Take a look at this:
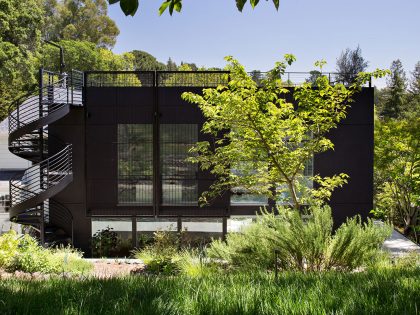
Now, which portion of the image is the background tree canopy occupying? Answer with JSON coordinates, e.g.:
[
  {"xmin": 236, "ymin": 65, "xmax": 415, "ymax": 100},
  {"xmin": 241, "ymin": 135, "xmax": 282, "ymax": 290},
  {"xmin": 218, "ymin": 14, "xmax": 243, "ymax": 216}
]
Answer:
[
  {"xmin": 41, "ymin": 40, "xmax": 136, "ymax": 72},
  {"xmin": 44, "ymin": 0, "xmax": 120, "ymax": 48},
  {"xmin": 0, "ymin": 0, "xmax": 44, "ymax": 119}
]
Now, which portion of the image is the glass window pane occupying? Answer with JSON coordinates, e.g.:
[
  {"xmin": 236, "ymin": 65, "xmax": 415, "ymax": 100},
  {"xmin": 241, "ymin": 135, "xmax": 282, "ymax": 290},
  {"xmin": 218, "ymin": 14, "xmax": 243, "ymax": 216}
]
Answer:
[
  {"xmin": 227, "ymin": 216, "xmax": 255, "ymax": 232},
  {"xmin": 118, "ymin": 124, "xmax": 153, "ymax": 204},
  {"xmin": 160, "ymin": 124, "xmax": 198, "ymax": 205},
  {"xmin": 136, "ymin": 218, "xmax": 178, "ymax": 248},
  {"xmin": 181, "ymin": 218, "xmax": 223, "ymax": 245},
  {"xmin": 137, "ymin": 218, "xmax": 178, "ymax": 232}
]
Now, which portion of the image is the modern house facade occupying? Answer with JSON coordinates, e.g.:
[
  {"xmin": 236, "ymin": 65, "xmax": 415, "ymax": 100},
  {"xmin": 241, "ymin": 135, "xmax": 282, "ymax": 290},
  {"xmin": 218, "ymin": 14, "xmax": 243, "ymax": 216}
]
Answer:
[{"xmin": 7, "ymin": 70, "xmax": 374, "ymax": 255}]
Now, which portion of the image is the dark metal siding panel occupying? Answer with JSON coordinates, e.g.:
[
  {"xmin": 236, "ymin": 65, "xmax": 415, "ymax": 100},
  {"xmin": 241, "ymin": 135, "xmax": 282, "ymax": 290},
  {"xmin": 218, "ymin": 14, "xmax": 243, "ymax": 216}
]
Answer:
[
  {"xmin": 314, "ymin": 88, "xmax": 374, "ymax": 225},
  {"xmin": 158, "ymin": 87, "xmax": 204, "ymax": 124},
  {"xmin": 85, "ymin": 87, "xmax": 155, "ymax": 217},
  {"xmin": 48, "ymin": 108, "xmax": 90, "ymax": 252}
]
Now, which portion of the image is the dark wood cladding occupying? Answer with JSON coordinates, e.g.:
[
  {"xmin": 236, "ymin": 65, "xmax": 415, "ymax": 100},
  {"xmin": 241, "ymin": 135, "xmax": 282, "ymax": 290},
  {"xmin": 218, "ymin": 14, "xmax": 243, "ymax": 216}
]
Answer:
[{"xmin": 49, "ymin": 83, "xmax": 374, "ymax": 252}]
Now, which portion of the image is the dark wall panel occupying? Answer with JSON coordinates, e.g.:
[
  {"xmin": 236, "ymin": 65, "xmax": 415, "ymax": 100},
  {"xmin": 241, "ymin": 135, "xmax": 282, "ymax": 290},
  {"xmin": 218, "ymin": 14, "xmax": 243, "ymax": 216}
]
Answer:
[
  {"xmin": 48, "ymin": 108, "xmax": 90, "ymax": 252},
  {"xmin": 314, "ymin": 88, "xmax": 374, "ymax": 225},
  {"xmin": 159, "ymin": 87, "xmax": 204, "ymax": 123},
  {"xmin": 86, "ymin": 87, "xmax": 154, "ymax": 217}
]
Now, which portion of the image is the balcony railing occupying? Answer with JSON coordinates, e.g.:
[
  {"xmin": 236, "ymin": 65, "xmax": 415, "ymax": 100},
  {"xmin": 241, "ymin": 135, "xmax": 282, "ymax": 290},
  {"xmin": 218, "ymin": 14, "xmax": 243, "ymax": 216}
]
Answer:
[{"xmin": 85, "ymin": 71, "xmax": 370, "ymax": 88}]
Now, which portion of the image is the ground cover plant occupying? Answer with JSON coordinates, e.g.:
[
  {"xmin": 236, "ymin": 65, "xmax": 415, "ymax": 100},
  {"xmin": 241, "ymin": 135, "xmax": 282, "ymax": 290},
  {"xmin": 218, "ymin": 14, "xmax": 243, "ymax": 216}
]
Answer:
[{"xmin": 0, "ymin": 230, "xmax": 92, "ymax": 275}]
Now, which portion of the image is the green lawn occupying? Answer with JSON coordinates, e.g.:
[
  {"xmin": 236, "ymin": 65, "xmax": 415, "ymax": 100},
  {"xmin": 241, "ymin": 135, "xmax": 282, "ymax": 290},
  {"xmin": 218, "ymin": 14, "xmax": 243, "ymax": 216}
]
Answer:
[{"xmin": 0, "ymin": 268, "xmax": 419, "ymax": 315}]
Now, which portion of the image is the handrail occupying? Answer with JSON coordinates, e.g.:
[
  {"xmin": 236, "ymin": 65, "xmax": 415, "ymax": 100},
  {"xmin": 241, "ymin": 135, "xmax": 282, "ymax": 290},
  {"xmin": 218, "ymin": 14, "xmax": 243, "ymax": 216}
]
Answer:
[
  {"xmin": 7, "ymin": 67, "xmax": 83, "ymax": 246},
  {"xmin": 9, "ymin": 145, "xmax": 72, "ymax": 207},
  {"xmin": 84, "ymin": 70, "xmax": 369, "ymax": 88},
  {"xmin": 8, "ymin": 69, "xmax": 83, "ymax": 136}
]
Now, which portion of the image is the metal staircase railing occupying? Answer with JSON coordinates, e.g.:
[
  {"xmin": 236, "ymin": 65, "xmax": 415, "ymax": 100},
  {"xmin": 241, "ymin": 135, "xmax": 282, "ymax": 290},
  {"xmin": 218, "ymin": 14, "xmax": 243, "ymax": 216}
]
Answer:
[{"xmin": 7, "ymin": 68, "xmax": 83, "ymax": 246}]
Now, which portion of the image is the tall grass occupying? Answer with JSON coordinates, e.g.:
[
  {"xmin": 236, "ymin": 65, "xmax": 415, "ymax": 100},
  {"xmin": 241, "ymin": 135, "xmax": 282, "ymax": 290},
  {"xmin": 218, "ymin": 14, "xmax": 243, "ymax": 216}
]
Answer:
[{"xmin": 0, "ymin": 267, "xmax": 419, "ymax": 315}]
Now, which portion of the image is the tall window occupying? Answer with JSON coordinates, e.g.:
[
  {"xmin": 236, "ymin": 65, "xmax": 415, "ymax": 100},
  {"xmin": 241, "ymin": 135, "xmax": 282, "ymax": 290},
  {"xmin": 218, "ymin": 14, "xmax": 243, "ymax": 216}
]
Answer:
[
  {"xmin": 118, "ymin": 124, "xmax": 153, "ymax": 204},
  {"xmin": 160, "ymin": 124, "xmax": 198, "ymax": 205}
]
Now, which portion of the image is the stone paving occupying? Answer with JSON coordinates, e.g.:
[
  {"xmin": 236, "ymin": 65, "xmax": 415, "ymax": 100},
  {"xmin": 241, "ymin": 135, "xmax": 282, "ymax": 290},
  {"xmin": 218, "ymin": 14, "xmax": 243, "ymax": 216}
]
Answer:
[{"xmin": 382, "ymin": 229, "xmax": 420, "ymax": 256}]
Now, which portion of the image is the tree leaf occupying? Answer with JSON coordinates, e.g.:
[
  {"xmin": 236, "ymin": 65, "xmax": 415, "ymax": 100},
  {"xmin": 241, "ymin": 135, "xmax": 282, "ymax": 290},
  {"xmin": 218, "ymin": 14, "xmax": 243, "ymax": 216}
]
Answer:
[
  {"xmin": 159, "ymin": 1, "xmax": 170, "ymax": 15},
  {"xmin": 250, "ymin": 0, "xmax": 260, "ymax": 9},
  {"xmin": 174, "ymin": 0, "xmax": 182, "ymax": 12},
  {"xmin": 169, "ymin": 1, "xmax": 174, "ymax": 15},
  {"xmin": 119, "ymin": 0, "xmax": 139, "ymax": 16},
  {"xmin": 236, "ymin": 0, "xmax": 247, "ymax": 12},
  {"xmin": 108, "ymin": 0, "xmax": 120, "ymax": 4},
  {"xmin": 272, "ymin": 0, "xmax": 280, "ymax": 10}
]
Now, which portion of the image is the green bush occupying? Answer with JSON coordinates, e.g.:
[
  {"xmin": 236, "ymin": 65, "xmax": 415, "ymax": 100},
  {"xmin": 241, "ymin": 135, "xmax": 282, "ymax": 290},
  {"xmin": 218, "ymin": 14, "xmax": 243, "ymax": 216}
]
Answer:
[
  {"xmin": 11, "ymin": 234, "xmax": 51, "ymax": 273},
  {"xmin": 0, "ymin": 230, "xmax": 92, "ymax": 274},
  {"xmin": 0, "ymin": 230, "xmax": 20, "ymax": 268},
  {"xmin": 207, "ymin": 205, "xmax": 392, "ymax": 271},
  {"xmin": 48, "ymin": 247, "xmax": 94, "ymax": 274},
  {"xmin": 176, "ymin": 249, "xmax": 220, "ymax": 277},
  {"xmin": 92, "ymin": 227, "xmax": 132, "ymax": 258},
  {"xmin": 133, "ymin": 230, "xmax": 180, "ymax": 275}
]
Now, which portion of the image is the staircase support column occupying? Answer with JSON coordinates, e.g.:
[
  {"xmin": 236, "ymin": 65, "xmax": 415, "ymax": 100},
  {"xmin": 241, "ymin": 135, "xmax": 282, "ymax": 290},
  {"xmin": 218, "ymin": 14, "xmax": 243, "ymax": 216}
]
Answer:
[{"xmin": 40, "ymin": 204, "xmax": 45, "ymax": 246}]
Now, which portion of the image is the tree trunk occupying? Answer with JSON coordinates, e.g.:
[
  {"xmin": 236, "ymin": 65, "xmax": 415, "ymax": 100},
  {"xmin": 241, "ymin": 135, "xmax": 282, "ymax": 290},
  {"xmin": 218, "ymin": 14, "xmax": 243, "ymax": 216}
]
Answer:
[{"xmin": 287, "ymin": 180, "xmax": 300, "ymax": 210}]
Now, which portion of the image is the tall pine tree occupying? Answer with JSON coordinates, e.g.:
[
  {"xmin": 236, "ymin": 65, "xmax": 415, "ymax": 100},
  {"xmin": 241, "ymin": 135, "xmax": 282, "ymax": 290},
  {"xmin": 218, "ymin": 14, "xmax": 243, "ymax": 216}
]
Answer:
[
  {"xmin": 380, "ymin": 60, "xmax": 407, "ymax": 119},
  {"xmin": 407, "ymin": 61, "xmax": 420, "ymax": 117},
  {"xmin": 335, "ymin": 46, "xmax": 369, "ymax": 85}
]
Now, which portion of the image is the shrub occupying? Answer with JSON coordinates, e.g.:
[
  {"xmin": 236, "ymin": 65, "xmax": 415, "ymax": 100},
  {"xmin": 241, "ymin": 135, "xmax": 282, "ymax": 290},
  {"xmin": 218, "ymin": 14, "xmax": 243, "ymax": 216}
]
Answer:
[
  {"xmin": 10, "ymin": 234, "xmax": 51, "ymax": 274},
  {"xmin": 0, "ymin": 231, "xmax": 93, "ymax": 274},
  {"xmin": 48, "ymin": 246, "xmax": 94, "ymax": 274},
  {"xmin": 0, "ymin": 230, "xmax": 20, "ymax": 269},
  {"xmin": 133, "ymin": 230, "xmax": 180, "ymax": 275},
  {"xmin": 91, "ymin": 227, "xmax": 132, "ymax": 258},
  {"xmin": 176, "ymin": 249, "xmax": 220, "ymax": 277},
  {"xmin": 207, "ymin": 205, "xmax": 392, "ymax": 271}
]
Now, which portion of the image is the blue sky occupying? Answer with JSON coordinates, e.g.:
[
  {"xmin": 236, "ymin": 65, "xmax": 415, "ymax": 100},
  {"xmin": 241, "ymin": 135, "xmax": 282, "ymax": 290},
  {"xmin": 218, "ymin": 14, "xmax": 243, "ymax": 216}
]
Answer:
[{"xmin": 108, "ymin": 0, "xmax": 420, "ymax": 87}]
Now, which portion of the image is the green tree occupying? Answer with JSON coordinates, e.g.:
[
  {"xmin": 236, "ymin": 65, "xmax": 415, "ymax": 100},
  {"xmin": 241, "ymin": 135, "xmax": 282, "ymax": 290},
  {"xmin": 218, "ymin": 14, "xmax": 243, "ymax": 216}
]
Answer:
[
  {"xmin": 130, "ymin": 50, "xmax": 166, "ymax": 71},
  {"xmin": 180, "ymin": 62, "xmax": 198, "ymax": 71},
  {"xmin": 0, "ymin": 0, "xmax": 44, "ymax": 121},
  {"xmin": 182, "ymin": 55, "xmax": 386, "ymax": 209},
  {"xmin": 109, "ymin": 0, "xmax": 280, "ymax": 16},
  {"xmin": 380, "ymin": 60, "xmax": 407, "ymax": 119},
  {"xmin": 250, "ymin": 70, "xmax": 263, "ymax": 86},
  {"xmin": 166, "ymin": 57, "xmax": 178, "ymax": 71},
  {"xmin": 374, "ymin": 117, "xmax": 420, "ymax": 237},
  {"xmin": 306, "ymin": 70, "xmax": 324, "ymax": 85},
  {"xmin": 335, "ymin": 46, "xmax": 369, "ymax": 85},
  {"xmin": 45, "ymin": 0, "xmax": 119, "ymax": 48},
  {"xmin": 406, "ymin": 61, "xmax": 420, "ymax": 118},
  {"xmin": 409, "ymin": 62, "xmax": 420, "ymax": 95},
  {"xmin": 41, "ymin": 40, "xmax": 135, "ymax": 71}
]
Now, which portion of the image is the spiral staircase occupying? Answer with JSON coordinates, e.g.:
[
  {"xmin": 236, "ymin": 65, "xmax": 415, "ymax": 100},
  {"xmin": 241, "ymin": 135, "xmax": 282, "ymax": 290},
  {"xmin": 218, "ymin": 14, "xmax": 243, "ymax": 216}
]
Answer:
[{"xmin": 7, "ymin": 69, "xmax": 83, "ymax": 246}]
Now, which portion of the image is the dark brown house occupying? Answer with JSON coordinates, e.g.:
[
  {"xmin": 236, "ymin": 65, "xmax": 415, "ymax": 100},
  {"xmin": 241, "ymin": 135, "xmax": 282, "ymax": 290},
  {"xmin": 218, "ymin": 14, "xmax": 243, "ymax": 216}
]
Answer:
[{"xmin": 7, "ymin": 70, "xmax": 374, "ymax": 255}]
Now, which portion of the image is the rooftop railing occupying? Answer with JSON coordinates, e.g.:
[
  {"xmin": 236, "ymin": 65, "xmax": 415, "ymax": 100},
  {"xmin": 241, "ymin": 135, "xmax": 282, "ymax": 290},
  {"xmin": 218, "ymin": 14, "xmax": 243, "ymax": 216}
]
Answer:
[{"xmin": 85, "ymin": 71, "xmax": 371, "ymax": 88}]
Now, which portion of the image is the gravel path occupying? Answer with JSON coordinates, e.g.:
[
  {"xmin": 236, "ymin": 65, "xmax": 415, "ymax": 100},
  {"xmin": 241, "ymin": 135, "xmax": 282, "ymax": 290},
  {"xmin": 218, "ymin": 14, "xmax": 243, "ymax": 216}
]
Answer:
[{"xmin": 88, "ymin": 259, "xmax": 144, "ymax": 278}]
